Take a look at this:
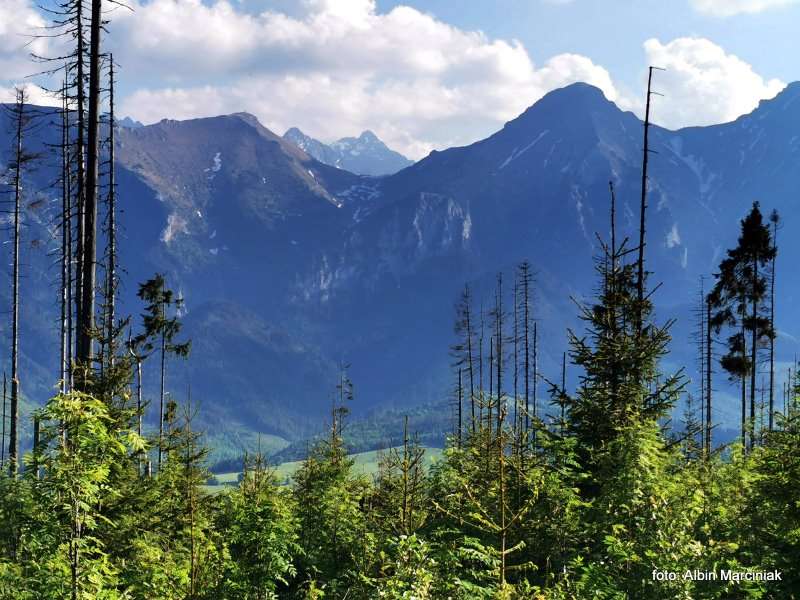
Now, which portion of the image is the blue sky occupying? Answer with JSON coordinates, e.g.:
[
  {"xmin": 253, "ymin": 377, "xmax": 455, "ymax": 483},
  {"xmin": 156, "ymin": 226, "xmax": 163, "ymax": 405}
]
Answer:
[
  {"xmin": 1, "ymin": 0, "xmax": 798, "ymax": 158},
  {"xmin": 378, "ymin": 0, "xmax": 796, "ymax": 89}
]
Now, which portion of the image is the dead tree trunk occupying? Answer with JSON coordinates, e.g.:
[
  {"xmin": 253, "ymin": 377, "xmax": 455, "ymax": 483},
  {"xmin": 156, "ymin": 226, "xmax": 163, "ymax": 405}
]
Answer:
[
  {"xmin": 77, "ymin": 0, "xmax": 103, "ymax": 369},
  {"xmin": 104, "ymin": 56, "xmax": 118, "ymax": 369},
  {"xmin": 8, "ymin": 90, "xmax": 26, "ymax": 475}
]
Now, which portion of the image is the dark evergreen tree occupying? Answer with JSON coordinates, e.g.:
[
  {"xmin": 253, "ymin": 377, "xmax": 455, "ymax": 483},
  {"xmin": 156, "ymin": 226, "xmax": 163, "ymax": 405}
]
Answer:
[
  {"xmin": 709, "ymin": 202, "xmax": 776, "ymax": 451},
  {"xmin": 372, "ymin": 416, "xmax": 428, "ymax": 538},
  {"xmin": 134, "ymin": 274, "xmax": 191, "ymax": 471}
]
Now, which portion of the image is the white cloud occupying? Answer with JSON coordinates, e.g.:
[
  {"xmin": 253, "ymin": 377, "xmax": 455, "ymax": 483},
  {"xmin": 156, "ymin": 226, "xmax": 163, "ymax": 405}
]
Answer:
[
  {"xmin": 0, "ymin": 0, "xmax": 48, "ymax": 79},
  {"xmin": 115, "ymin": 0, "xmax": 620, "ymax": 159},
  {"xmin": 691, "ymin": 0, "xmax": 798, "ymax": 16},
  {"xmin": 642, "ymin": 37, "xmax": 784, "ymax": 129},
  {"xmin": 0, "ymin": 82, "xmax": 59, "ymax": 106}
]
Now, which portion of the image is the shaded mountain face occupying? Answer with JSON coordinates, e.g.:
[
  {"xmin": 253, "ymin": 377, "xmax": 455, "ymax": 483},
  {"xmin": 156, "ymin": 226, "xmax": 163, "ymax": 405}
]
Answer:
[
  {"xmin": 4, "ymin": 82, "xmax": 800, "ymax": 446},
  {"xmin": 284, "ymin": 127, "xmax": 413, "ymax": 176}
]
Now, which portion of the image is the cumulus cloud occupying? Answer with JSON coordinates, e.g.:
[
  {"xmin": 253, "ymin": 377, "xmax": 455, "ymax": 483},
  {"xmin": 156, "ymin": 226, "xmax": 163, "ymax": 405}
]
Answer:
[
  {"xmin": 115, "ymin": 0, "xmax": 620, "ymax": 159},
  {"xmin": 8, "ymin": 0, "xmax": 782, "ymax": 159},
  {"xmin": 643, "ymin": 37, "xmax": 784, "ymax": 130},
  {"xmin": 690, "ymin": 0, "xmax": 798, "ymax": 16},
  {"xmin": 0, "ymin": 0, "xmax": 48, "ymax": 79},
  {"xmin": 0, "ymin": 82, "xmax": 59, "ymax": 106}
]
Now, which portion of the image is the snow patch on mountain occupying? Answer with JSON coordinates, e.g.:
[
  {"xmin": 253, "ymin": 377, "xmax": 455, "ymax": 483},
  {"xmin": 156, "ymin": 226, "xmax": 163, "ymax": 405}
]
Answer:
[
  {"xmin": 499, "ymin": 130, "xmax": 549, "ymax": 169},
  {"xmin": 204, "ymin": 152, "xmax": 222, "ymax": 180},
  {"xmin": 667, "ymin": 138, "xmax": 718, "ymax": 198},
  {"xmin": 570, "ymin": 186, "xmax": 589, "ymax": 242}
]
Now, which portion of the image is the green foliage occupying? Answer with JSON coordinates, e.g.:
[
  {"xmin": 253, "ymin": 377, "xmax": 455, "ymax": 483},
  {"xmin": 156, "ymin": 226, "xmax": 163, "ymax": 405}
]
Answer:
[
  {"xmin": 292, "ymin": 437, "xmax": 370, "ymax": 594},
  {"xmin": 134, "ymin": 274, "xmax": 191, "ymax": 360},
  {"xmin": 372, "ymin": 534, "xmax": 436, "ymax": 599},
  {"xmin": 741, "ymin": 409, "xmax": 800, "ymax": 596},
  {"xmin": 216, "ymin": 453, "xmax": 299, "ymax": 599}
]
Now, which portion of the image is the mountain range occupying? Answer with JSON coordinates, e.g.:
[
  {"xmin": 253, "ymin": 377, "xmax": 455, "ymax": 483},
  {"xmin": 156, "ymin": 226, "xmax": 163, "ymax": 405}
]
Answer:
[
  {"xmin": 3, "ymin": 82, "xmax": 799, "ymax": 459},
  {"xmin": 283, "ymin": 127, "xmax": 413, "ymax": 176}
]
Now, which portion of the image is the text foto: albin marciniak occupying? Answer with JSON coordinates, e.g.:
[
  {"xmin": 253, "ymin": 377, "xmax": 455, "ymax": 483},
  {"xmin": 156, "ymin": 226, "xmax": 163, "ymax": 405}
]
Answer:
[{"xmin": 652, "ymin": 569, "xmax": 782, "ymax": 582}]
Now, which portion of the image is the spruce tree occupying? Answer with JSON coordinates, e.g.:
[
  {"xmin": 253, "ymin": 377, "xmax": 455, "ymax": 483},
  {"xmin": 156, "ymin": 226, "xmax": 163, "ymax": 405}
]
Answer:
[
  {"xmin": 134, "ymin": 274, "xmax": 191, "ymax": 472},
  {"xmin": 709, "ymin": 202, "xmax": 776, "ymax": 451}
]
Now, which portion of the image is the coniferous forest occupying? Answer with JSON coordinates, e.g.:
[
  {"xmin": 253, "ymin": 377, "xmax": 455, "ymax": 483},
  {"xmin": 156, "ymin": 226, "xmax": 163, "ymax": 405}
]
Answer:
[{"xmin": 0, "ymin": 2, "xmax": 799, "ymax": 599}]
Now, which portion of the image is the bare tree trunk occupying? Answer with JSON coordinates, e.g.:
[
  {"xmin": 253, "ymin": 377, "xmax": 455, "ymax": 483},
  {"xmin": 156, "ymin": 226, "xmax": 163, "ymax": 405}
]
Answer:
[
  {"xmin": 105, "ymin": 56, "xmax": 117, "ymax": 369},
  {"xmin": 1, "ymin": 374, "xmax": 5, "ymax": 467},
  {"xmin": 750, "ymin": 258, "xmax": 759, "ymax": 449},
  {"xmin": 478, "ymin": 301, "xmax": 484, "ymax": 426},
  {"xmin": 741, "ymin": 310, "xmax": 747, "ymax": 454},
  {"xmin": 402, "ymin": 415, "xmax": 409, "ymax": 534},
  {"xmin": 158, "ymin": 324, "xmax": 166, "ymax": 471},
  {"xmin": 561, "ymin": 352, "xmax": 567, "ymax": 434},
  {"xmin": 60, "ymin": 86, "xmax": 68, "ymax": 391},
  {"xmin": 498, "ymin": 411, "xmax": 507, "ymax": 587},
  {"xmin": 769, "ymin": 219, "xmax": 778, "ymax": 431},
  {"xmin": 513, "ymin": 279, "xmax": 520, "ymax": 448},
  {"xmin": 522, "ymin": 266, "xmax": 530, "ymax": 439},
  {"xmin": 8, "ymin": 91, "xmax": 24, "ymax": 475},
  {"xmin": 495, "ymin": 274, "xmax": 503, "ymax": 434},
  {"xmin": 636, "ymin": 67, "xmax": 656, "ymax": 332},
  {"xmin": 128, "ymin": 333, "xmax": 144, "ymax": 474},
  {"xmin": 532, "ymin": 321, "xmax": 538, "ymax": 447},
  {"xmin": 456, "ymin": 368, "xmax": 462, "ymax": 447},
  {"xmin": 705, "ymin": 297, "xmax": 713, "ymax": 458},
  {"xmin": 466, "ymin": 306, "xmax": 475, "ymax": 433},
  {"xmin": 73, "ymin": 0, "xmax": 87, "ymax": 370},
  {"xmin": 77, "ymin": 0, "xmax": 102, "ymax": 368},
  {"xmin": 488, "ymin": 336, "xmax": 493, "ymax": 435}
]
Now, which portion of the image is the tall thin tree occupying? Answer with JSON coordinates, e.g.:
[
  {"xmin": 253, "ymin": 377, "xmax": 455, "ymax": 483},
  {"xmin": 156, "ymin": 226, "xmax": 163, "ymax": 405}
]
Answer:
[
  {"xmin": 636, "ymin": 67, "xmax": 660, "ymax": 331},
  {"xmin": 78, "ymin": 0, "xmax": 104, "ymax": 368},
  {"xmin": 135, "ymin": 274, "xmax": 191, "ymax": 471},
  {"xmin": 768, "ymin": 210, "xmax": 780, "ymax": 431},
  {"xmin": 102, "ymin": 55, "xmax": 118, "ymax": 371},
  {"xmin": 4, "ymin": 89, "xmax": 37, "ymax": 474},
  {"xmin": 493, "ymin": 273, "xmax": 505, "ymax": 434},
  {"xmin": 705, "ymin": 294, "xmax": 713, "ymax": 457}
]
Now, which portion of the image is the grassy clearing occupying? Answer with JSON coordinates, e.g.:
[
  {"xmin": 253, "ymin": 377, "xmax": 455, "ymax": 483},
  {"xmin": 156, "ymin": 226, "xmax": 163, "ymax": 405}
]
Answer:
[{"xmin": 204, "ymin": 446, "xmax": 443, "ymax": 492}]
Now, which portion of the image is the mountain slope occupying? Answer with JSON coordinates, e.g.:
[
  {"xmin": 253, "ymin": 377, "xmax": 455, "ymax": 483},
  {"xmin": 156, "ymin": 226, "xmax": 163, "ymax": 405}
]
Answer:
[{"xmin": 3, "ymin": 82, "xmax": 800, "ymax": 452}]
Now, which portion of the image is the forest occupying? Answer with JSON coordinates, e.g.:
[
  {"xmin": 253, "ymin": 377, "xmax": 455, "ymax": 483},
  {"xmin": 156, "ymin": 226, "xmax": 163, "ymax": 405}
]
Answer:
[{"xmin": 0, "ymin": 1, "xmax": 799, "ymax": 599}]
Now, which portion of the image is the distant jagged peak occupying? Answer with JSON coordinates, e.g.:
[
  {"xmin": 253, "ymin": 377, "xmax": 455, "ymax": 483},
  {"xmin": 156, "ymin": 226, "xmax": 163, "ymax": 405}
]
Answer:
[
  {"xmin": 284, "ymin": 126, "xmax": 308, "ymax": 139},
  {"xmin": 283, "ymin": 126, "xmax": 413, "ymax": 176},
  {"xmin": 119, "ymin": 116, "xmax": 144, "ymax": 129}
]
